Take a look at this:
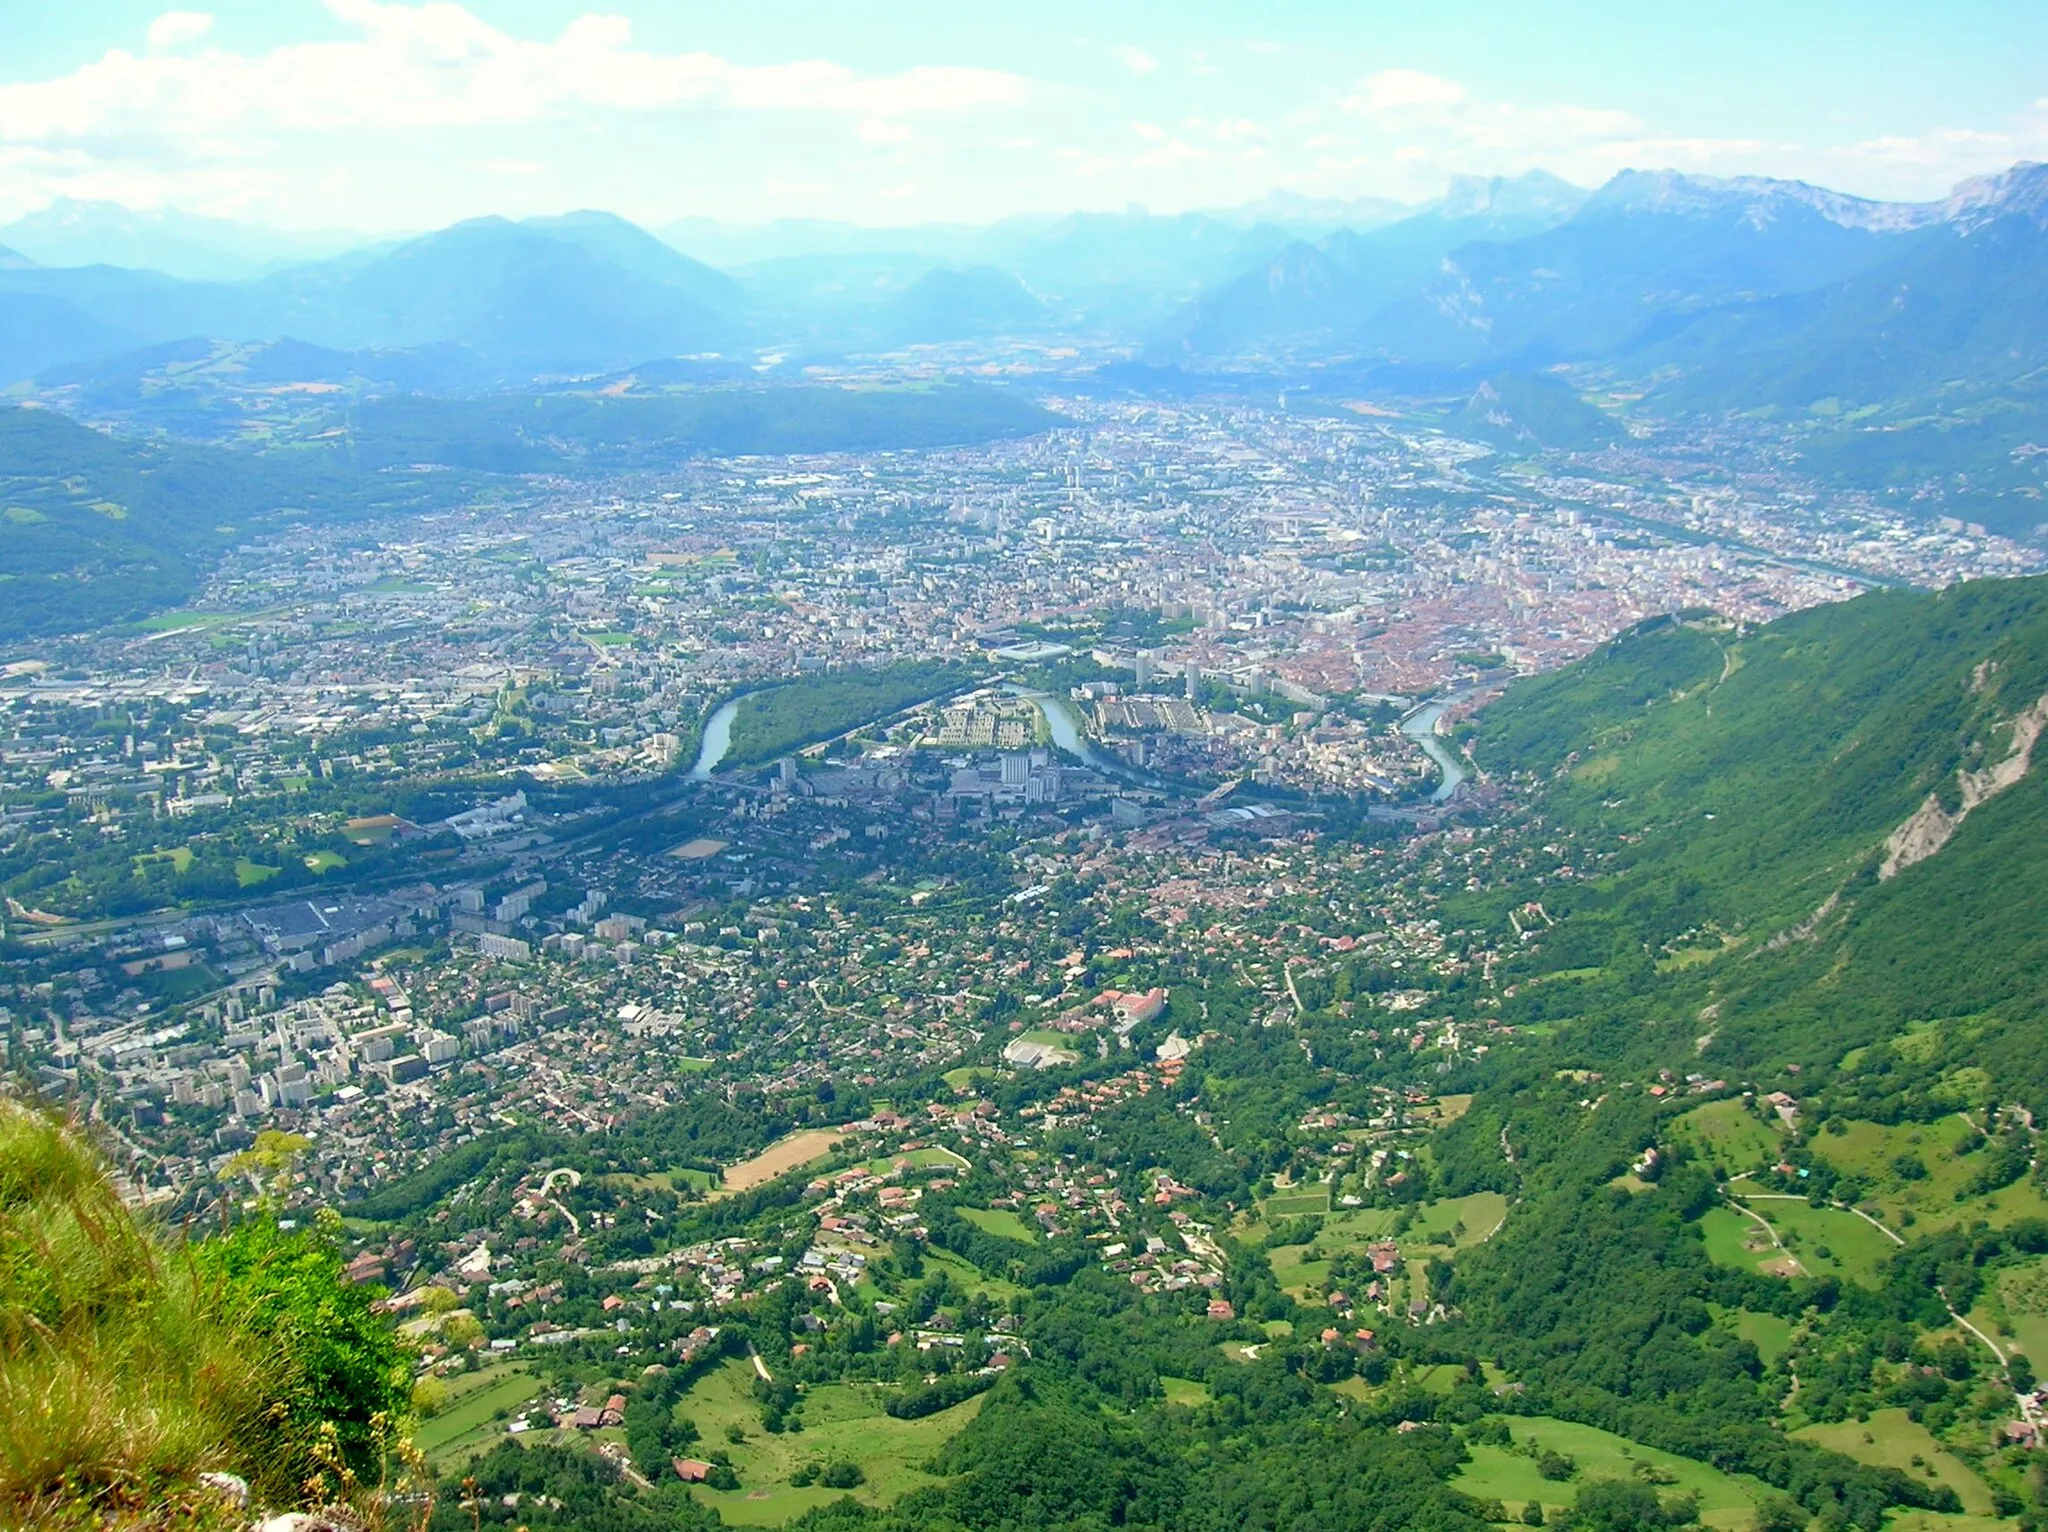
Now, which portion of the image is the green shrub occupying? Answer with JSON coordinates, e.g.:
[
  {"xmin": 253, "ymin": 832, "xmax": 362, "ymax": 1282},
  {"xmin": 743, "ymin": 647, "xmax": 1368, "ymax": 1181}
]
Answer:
[{"xmin": 0, "ymin": 1102, "xmax": 412, "ymax": 1521}]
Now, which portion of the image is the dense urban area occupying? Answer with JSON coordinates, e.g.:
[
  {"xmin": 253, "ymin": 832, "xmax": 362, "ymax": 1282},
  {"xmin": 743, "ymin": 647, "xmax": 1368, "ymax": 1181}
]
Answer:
[{"xmin": 9, "ymin": 391, "xmax": 2048, "ymax": 1532}]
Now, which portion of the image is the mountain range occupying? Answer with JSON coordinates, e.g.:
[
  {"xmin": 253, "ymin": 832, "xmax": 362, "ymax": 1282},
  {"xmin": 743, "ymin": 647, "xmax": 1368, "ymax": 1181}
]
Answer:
[
  {"xmin": 4, "ymin": 163, "xmax": 2048, "ymax": 537},
  {"xmin": 4, "ymin": 165, "xmax": 2041, "ymax": 393}
]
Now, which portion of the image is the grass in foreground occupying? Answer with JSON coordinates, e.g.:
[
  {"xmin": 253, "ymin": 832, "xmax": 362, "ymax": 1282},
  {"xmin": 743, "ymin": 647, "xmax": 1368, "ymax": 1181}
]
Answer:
[{"xmin": 0, "ymin": 1102, "xmax": 413, "ymax": 1527}]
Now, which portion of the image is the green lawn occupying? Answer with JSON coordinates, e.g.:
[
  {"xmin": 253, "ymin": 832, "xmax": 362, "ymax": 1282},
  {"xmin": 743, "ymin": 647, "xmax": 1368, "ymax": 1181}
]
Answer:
[
  {"xmin": 677, "ymin": 1359, "xmax": 986, "ymax": 1523},
  {"xmin": 956, "ymin": 1205, "xmax": 1038, "ymax": 1243},
  {"xmin": 1318, "ymin": 1207, "xmax": 1401, "ymax": 1244},
  {"xmin": 863, "ymin": 1146, "xmax": 971, "ymax": 1174},
  {"xmin": 303, "ymin": 850, "xmax": 346, "ymax": 873},
  {"xmin": 1452, "ymin": 1416, "xmax": 1774, "ymax": 1529},
  {"xmin": 1699, "ymin": 1206, "xmax": 1778, "ymax": 1274},
  {"xmin": 1409, "ymin": 1191, "xmax": 1509, "ymax": 1249},
  {"xmin": 1796, "ymin": 1408, "xmax": 1997, "ymax": 1515},
  {"xmin": 1014, "ymin": 1029, "xmax": 1080, "ymax": 1054},
  {"xmin": 233, "ymin": 858, "xmax": 281, "ymax": 887},
  {"xmin": 414, "ymin": 1366, "xmax": 542, "ymax": 1466},
  {"xmin": 1159, "ymin": 1377, "xmax": 1210, "ymax": 1407}
]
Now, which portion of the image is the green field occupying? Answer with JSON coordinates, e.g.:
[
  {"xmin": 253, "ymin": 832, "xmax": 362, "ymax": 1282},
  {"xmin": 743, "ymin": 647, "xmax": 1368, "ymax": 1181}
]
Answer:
[
  {"xmin": 1699, "ymin": 1206, "xmax": 1781, "ymax": 1274},
  {"xmin": 1670, "ymin": 1099, "xmax": 1784, "ymax": 1176},
  {"xmin": 1732, "ymin": 1195, "xmax": 1899, "ymax": 1285},
  {"xmin": 1268, "ymin": 1242, "xmax": 1331, "ymax": 1300},
  {"xmin": 1014, "ymin": 1029, "xmax": 1080, "ymax": 1054},
  {"xmin": 676, "ymin": 1359, "xmax": 986, "ymax": 1523},
  {"xmin": 1408, "ymin": 1191, "xmax": 1509, "ymax": 1249},
  {"xmin": 233, "ymin": 857, "xmax": 281, "ymax": 887},
  {"xmin": 1317, "ymin": 1207, "xmax": 1401, "ymax": 1244},
  {"xmin": 956, "ymin": 1205, "xmax": 1038, "ymax": 1243},
  {"xmin": 1263, "ymin": 1187, "xmax": 1332, "ymax": 1218},
  {"xmin": 1806, "ymin": 1117, "xmax": 2048, "ymax": 1236},
  {"xmin": 1452, "ymin": 1416, "xmax": 1774, "ymax": 1529},
  {"xmin": 1159, "ymin": 1377, "xmax": 1210, "ymax": 1406},
  {"xmin": 864, "ymin": 1146, "xmax": 972, "ymax": 1175},
  {"xmin": 1725, "ymin": 1307, "xmax": 1795, "ymax": 1364},
  {"xmin": 1796, "ymin": 1409, "xmax": 1997, "ymax": 1516},
  {"xmin": 922, "ymin": 1246, "xmax": 1023, "ymax": 1303},
  {"xmin": 414, "ymin": 1366, "xmax": 542, "ymax": 1465}
]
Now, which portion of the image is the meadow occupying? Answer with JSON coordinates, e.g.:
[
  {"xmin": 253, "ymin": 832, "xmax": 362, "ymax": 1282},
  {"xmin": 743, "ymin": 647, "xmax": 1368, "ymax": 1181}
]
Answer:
[
  {"xmin": 675, "ymin": 1358, "xmax": 986, "ymax": 1524},
  {"xmin": 413, "ymin": 1365, "xmax": 543, "ymax": 1467},
  {"xmin": 1451, "ymin": 1415, "xmax": 1774, "ymax": 1529},
  {"xmin": 1795, "ymin": 1409, "xmax": 1997, "ymax": 1516}
]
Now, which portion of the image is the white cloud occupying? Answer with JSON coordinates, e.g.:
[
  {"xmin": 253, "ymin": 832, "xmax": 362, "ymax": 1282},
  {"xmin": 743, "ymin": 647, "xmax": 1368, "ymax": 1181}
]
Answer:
[
  {"xmin": 146, "ymin": 11, "xmax": 215, "ymax": 53},
  {"xmin": 0, "ymin": 1, "xmax": 1031, "ymax": 153},
  {"xmin": 1344, "ymin": 69, "xmax": 1466, "ymax": 116},
  {"xmin": 1186, "ymin": 117, "xmax": 1269, "ymax": 144},
  {"xmin": 1114, "ymin": 46, "xmax": 1158, "ymax": 76}
]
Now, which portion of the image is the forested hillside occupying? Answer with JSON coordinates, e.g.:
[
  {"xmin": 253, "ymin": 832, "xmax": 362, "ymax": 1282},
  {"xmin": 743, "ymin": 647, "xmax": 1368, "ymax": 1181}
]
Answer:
[{"xmin": 1471, "ymin": 577, "xmax": 2048, "ymax": 1098}]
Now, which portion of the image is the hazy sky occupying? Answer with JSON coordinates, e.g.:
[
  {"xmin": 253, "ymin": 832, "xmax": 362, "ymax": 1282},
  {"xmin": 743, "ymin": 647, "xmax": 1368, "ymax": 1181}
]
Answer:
[{"xmin": 3, "ymin": 0, "xmax": 2045, "ymax": 230}]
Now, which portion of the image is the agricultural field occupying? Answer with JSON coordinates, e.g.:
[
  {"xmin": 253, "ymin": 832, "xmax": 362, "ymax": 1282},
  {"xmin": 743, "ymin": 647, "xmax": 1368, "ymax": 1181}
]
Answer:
[
  {"xmin": 721, "ymin": 1130, "xmax": 845, "ymax": 1193},
  {"xmin": 1451, "ymin": 1416, "xmax": 1774, "ymax": 1529},
  {"xmin": 413, "ymin": 1365, "xmax": 543, "ymax": 1466},
  {"xmin": 675, "ymin": 1358, "xmax": 986, "ymax": 1524},
  {"xmin": 1795, "ymin": 1409, "xmax": 1998, "ymax": 1516},
  {"xmin": 1262, "ymin": 1186, "xmax": 1332, "ymax": 1219}
]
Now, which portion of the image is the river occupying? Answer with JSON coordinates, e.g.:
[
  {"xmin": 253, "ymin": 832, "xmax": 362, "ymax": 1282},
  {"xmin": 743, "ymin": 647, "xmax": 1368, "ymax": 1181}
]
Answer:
[
  {"xmin": 689, "ymin": 697, "xmax": 740, "ymax": 779},
  {"xmin": 1004, "ymin": 685, "xmax": 1106, "ymax": 766},
  {"xmin": 1400, "ymin": 698, "xmax": 1468, "ymax": 803}
]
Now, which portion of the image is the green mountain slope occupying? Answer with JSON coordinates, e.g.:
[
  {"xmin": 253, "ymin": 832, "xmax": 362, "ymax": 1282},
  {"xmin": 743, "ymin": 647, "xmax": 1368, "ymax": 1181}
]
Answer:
[
  {"xmin": 0, "ymin": 406, "xmax": 455, "ymax": 640},
  {"xmin": 0, "ymin": 385, "xmax": 1055, "ymax": 639},
  {"xmin": 1473, "ymin": 574, "xmax": 2048, "ymax": 1105}
]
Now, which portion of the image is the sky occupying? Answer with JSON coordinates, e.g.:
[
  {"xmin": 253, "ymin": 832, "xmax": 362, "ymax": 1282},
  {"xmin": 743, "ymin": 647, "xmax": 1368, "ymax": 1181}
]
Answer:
[{"xmin": 1, "ymin": 0, "xmax": 2045, "ymax": 232}]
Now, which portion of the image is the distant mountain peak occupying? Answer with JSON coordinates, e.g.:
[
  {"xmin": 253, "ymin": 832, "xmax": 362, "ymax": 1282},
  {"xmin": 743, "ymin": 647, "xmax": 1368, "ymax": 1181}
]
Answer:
[
  {"xmin": 1943, "ymin": 161, "xmax": 2048, "ymax": 231},
  {"xmin": 1216, "ymin": 189, "xmax": 1412, "ymax": 233},
  {"xmin": 0, "ymin": 243, "xmax": 35, "ymax": 270},
  {"xmin": 1582, "ymin": 168, "xmax": 1946, "ymax": 232},
  {"xmin": 1439, "ymin": 169, "xmax": 1587, "ymax": 221}
]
